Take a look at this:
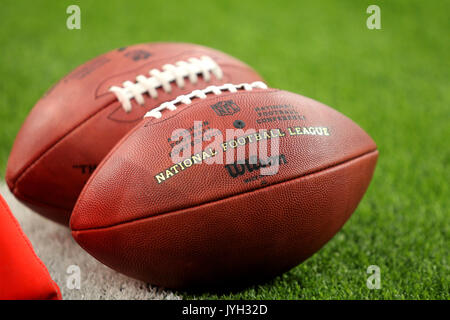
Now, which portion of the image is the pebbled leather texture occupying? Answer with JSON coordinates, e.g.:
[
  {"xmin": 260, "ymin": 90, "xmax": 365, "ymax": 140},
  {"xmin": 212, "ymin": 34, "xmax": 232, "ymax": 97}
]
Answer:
[
  {"xmin": 6, "ymin": 43, "xmax": 263, "ymax": 225},
  {"xmin": 71, "ymin": 88, "xmax": 378, "ymax": 288}
]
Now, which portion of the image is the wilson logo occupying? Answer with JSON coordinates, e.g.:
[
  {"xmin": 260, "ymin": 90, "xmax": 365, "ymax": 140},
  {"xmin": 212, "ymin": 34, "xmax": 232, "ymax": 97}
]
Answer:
[
  {"xmin": 224, "ymin": 154, "xmax": 287, "ymax": 178},
  {"xmin": 73, "ymin": 164, "xmax": 97, "ymax": 175},
  {"xmin": 210, "ymin": 100, "xmax": 240, "ymax": 116}
]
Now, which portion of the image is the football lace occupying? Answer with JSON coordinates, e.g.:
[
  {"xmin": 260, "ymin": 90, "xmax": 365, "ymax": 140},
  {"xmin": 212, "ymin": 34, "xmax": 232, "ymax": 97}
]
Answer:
[
  {"xmin": 109, "ymin": 56, "xmax": 224, "ymax": 112},
  {"xmin": 144, "ymin": 81, "xmax": 268, "ymax": 119}
]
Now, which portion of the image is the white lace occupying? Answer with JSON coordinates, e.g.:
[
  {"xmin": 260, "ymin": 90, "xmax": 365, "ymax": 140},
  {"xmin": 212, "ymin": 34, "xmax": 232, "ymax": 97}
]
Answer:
[
  {"xmin": 144, "ymin": 81, "xmax": 268, "ymax": 119},
  {"xmin": 109, "ymin": 56, "xmax": 223, "ymax": 112}
]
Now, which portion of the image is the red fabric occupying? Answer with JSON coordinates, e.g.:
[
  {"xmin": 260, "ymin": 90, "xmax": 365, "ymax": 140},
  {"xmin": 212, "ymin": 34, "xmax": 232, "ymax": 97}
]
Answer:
[{"xmin": 0, "ymin": 194, "xmax": 61, "ymax": 300}]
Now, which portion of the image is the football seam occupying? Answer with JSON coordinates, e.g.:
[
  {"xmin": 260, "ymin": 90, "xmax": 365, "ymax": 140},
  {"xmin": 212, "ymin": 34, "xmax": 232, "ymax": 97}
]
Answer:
[
  {"xmin": 10, "ymin": 68, "xmax": 257, "ymax": 207},
  {"xmin": 71, "ymin": 148, "xmax": 378, "ymax": 232},
  {"xmin": 69, "ymin": 90, "xmax": 281, "ymax": 218},
  {"xmin": 9, "ymin": 95, "xmax": 116, "ymax": 190},
  {"xmin": 10, "ymin": 186, "xmax": 72, "ymax": 213},
  {"xmin": 106, "ymin": 65, "xmax": 255, "ymax": 123},
  {"xmin": 146, "ymin": 88, "xmax": 278, "ymax": 125},
  {"xmin": 95, "ymin": 49, "xmax": 248, "ymax": 99}
]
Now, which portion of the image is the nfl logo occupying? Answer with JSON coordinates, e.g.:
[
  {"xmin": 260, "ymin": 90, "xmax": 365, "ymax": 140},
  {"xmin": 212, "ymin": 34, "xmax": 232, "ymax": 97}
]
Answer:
[
  {"xmin": 210, "ymin": 100, "xmax": 240, "ymax": 116},
  {"xmin": 125, "ymin": 50, "xmax": 151, "ymax": 61}
]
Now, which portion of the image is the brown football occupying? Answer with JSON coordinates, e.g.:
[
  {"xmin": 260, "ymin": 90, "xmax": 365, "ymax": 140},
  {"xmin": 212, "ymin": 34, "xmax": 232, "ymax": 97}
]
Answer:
[
  {"xmin": 70, "ymin": 82, "xmax": 378, "ymax": 288},
  {"xmin": 6, "ymin": 43, "xmax": 263, "ymax": 225}
]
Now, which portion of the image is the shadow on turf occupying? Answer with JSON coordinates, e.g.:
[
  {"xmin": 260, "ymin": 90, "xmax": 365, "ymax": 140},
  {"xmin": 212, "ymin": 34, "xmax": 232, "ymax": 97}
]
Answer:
[{"xmin": 174, "ymin": 271, "xmax": 304, "ymax": 296}]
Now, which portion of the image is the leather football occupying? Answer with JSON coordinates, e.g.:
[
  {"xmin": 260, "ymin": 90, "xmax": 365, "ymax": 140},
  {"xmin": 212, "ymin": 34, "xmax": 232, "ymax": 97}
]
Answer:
[
  {"xmin": 70, "ymin": 82, "xmax": 378, "ymax": 288},
  {"xmin": 6, "ymin": 43, "xmax": 263, "ymax": 225}
]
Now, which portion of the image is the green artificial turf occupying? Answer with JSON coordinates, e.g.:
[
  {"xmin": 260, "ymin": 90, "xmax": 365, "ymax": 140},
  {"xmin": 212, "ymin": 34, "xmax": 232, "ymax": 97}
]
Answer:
[{"xmin": 0, "ymin": 0, "xmax": 448, "ymax": 299}]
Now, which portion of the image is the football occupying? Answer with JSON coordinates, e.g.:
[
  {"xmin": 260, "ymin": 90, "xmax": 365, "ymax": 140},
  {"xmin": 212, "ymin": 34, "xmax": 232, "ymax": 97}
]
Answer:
[
  {"xmin": 6, "ymin": 43, "xmax": 263, "ymax": 225},
  {"xmin": 70, "ymin": 82, "xmax": 378, "ymax": 288}
]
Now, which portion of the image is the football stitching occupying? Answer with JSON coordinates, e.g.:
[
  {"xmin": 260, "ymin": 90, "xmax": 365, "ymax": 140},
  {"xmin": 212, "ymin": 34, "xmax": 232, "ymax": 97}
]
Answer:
[
  {"xmin": 71, "ymin": 149, "xmax": 378, "ymax": 232},
  {"xmin": 70, "ymin": 89, "xmax": 279, "ymax": 226},
  {"xmin": 144, "ymin": 81, "xmax": 268, "ymax": 119},
  {"xmin": 109, "ymin": 56, "xmax": 224, "ymax": 112},
  {"xmin": 11, "ymin": 63, "xmax": 250, "ymax": 208}
]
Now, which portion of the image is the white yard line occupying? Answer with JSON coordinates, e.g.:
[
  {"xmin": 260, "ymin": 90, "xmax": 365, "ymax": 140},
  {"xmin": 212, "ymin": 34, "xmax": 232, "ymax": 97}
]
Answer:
[{"xmin": 0, "ymin": 182, "xmax": 181, "ymax": 300}]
